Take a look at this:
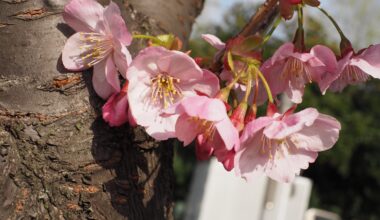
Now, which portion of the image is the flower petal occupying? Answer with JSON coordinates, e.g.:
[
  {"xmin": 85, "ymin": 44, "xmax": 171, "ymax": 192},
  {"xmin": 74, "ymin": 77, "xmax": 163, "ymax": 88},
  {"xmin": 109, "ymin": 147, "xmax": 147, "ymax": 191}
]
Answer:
[
  {"xmin": 270, "ymin": 42, "xmax": 295, "ymax": 64},
  {"xmin": 156, "ymin": 50, "xmax": 203, "ymax": 80},
  {"xmin": 92, "ymin": 56, "xmax": 120, "ymax": 99},
  {"xmin": 215, "ymin": 118, "xmax": 240, "ymax": 151},
  {"xmin": 62, "ymin": 32, "xmax": 112, "ymax": 71},
  {"xmin": 103, "ymin": 2, "xmax": 132, "ymax": 46},
  {"xmin": 311, "ymin": 45, "xmax": 339, "ymax": 94},
  {"xmin": 63, "ymin": 0, "xmax": 104, "ymax": 32},
  {"xmin": 175, "ymin": 115, "xmax": 199, "ymax": 146},
  {"xmin": 102, "ymin": 92, "xmax": 129, "ymax": 126},
  {"xmin": 126, "ymin": 46, "xmax": 165, "ymax": 81},
  {"xmin": 290, "ymin": 113, "xmax": 340, "ymax": 152},
  {"xmin": 264, "ymin": 108, "xmax": 319, "ymax": 140},
  {"xmin": 235, "ymin": 130, "xmax": 269, "ymax": 181},
  {"xmin": 179, "ymin": 96, "xmax": 227, "ymax": 121},
  {"xmin": 201, "ymin": 34, "xmax": 226, "ymax": 50},
  {"xmin": 351, "ymin": 44, "xmax": 380, "ymax": 78},
  {"xmin": 266, "ymin": 145, "xmax": 317, "ymax": 183},
  {"xmin": 113, "ymin": 43, "xmax": 132, "ymax": 78},
  {"xmin": 196, "ymin": 135, "xmax": 214, "ymax": 160},
  {"xmin": 181, "ymin": 69, "xmax": 220, "ymax": 97}
]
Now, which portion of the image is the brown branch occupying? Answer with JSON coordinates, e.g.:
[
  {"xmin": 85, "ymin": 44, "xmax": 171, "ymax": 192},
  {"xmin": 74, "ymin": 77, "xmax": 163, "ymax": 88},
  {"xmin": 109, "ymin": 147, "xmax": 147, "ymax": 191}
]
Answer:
[
  {"xmin": 237, "ymin": 0, "xmax": 280, "ymax": 38},
  {"xmin": 210, "ymin": 0, "xmax": 279, "ymax": 72}
]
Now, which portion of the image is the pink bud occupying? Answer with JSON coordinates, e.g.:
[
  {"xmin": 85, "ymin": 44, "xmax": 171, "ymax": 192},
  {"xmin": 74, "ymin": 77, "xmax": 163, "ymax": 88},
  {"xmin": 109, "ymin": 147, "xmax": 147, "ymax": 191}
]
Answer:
[{"xmin": 230, "ymin": 102, "xmax": 248, "ymax": 132}]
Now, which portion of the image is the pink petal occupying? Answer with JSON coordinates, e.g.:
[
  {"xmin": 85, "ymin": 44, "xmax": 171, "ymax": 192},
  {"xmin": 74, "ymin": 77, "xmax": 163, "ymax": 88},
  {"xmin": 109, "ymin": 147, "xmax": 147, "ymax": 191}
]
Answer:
[
  {"xmin": 127, "ymin": 107, "xmax": 137, "ymax": 127},
  {"xmin": 145, "ymin": 114, "xmax": 178, "ymax": 140},
  {"xmin": 102, "ymin": 92, "xmax": 129, "ymax": 126},
  {"xmin": 113, "ymin": 43, "xmax": 132, "ymax": 78},
  {"xmin": 179, "ymin": 96, "xmax": 227, "ymax": 121},
  {"xmin": 201, "ymin": 34, "xmax": 226, "ymax": 50},
  {"xmin": 235, "ymin": 131, "xmax": 269, "ymax": 181},
  {"xmin": 240, "ymin": 116, "xmax": 274, "ymax": 143},
  {"xmin": 264, "ymin": 108, "xmax": 319, "ymax": 140},
  {"xmin": 351, "ymin": 44, "xmax": 380, "ymax": 79},
  {"xmin": 270, "ymin": 42, "xmax": 295, "ymax": 65},
  {"xmin": 175, "ymin": 115, "xmax": 199, "ymax": 146},
  {"xmin": 285, "ymin": 77, "xmax": 305, "ymax": 103},
  {"xmin": 92, "ymin": 56, "xmax": 120, "ymax": 99},
  {"xmin": 62, "ymin": 32, "xmax": 112, "ymax": 71},
  {"xmin": 127, "ymin": 76, "xmax": 177, "ymax": 140},
  {"xmin": 291, "ymin": 113, "xmax": 340, "ymax": 152},
  {"xmin": 261, "ymin": 61, "xmax": 287, "ymax": 97},
  {"xmin": 156, "ymin": 50, "xmax": 203, "ymax": 81},
  {"xmin": 215, "ymin": 118, "xmax": 240, "ymax": 151},
  {"xmin": 103, "ymin": 2, "xmax": 132, "ymax": 46},
  {"xmin": 266, "ymin": 146, "xmax": 317, "ymax": 183},
  {"xmin": 63, "ymin": 0, "xmax": 104, "ymax": 33},
  {"xmin": 196, "ymin": 135, "xmax": 214, "ymax": 160},
  {"xmin": 190, "ymin": 69, "xmax": 220, "ymax": 97},
  {"xmin": 127, "ymin": 77, "xmax": 158, "ymax": 126},
  {"xmin": 291, "ymin": 52, "xmax": 318, "ymax": 63},
  {"xmin": 311, "ymin": 45, "xmax": 339, "ymax": 94},
  {"xmin": 311, "ymin": 45, "xmax": 337, "ymax": 73},
  {"xmin": 126, "ymin": 46, "xmax": 165, "ymax": 81}
]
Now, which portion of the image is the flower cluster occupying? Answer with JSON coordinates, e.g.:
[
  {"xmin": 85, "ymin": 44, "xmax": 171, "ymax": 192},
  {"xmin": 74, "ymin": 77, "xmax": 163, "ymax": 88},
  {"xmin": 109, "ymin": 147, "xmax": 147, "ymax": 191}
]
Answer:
[{"xmin": 62, "ymin": 0, "xmax": 380, "ymax": 183}]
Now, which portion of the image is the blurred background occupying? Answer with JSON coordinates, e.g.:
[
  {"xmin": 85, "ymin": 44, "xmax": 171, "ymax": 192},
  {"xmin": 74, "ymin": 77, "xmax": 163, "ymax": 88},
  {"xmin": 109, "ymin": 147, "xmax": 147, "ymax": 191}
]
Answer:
[{"xmin": 173, "ymin": 0, "xmax": 380, "ymax": 219}]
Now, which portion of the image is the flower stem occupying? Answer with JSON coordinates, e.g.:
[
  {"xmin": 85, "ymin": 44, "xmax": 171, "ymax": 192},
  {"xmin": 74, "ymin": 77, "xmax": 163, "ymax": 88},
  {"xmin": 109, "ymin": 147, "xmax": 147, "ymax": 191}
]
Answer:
[
  {"xmin": 243, "ymin": 71, "xmax": 253, "ymax": 103},
  {"xmin": 262, "ymin": 15, "xmax": 282, "ymax": 46},
  {"xmin": 294, "ymin": 5, "xmax": 305, "ymax": 51},
  {"xmin": 256, "ymin": 68, "xmax": 274, "ymax": 103},
  {"xmin": 318, "ymin": 7, "xmax": 350, "ymax": 43}
]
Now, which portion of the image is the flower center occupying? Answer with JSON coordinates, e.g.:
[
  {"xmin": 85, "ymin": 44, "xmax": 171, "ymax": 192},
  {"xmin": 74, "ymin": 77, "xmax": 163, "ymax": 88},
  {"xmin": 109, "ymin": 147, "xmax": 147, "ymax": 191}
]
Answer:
[
  {"xmin": 341, "ymin": 65, "xmax": 370, "ymax": 83},
  {"xmin": 151, "ymin": 73, "xmax": 182, "ymax": 108},
  {"xmin": 259, "ymin": 134, "xmax": 297, "ymax": 160},
  {"xmin": 188, "ymin": 117, "xmax": 215, "ymax": 141},
  {"xmin": 281, "ymin": 57, "xmax": 312, "ymax": 83},
  {"xmin": 79, "ymin": 32, "xmax": 113, "ymax": 67}
]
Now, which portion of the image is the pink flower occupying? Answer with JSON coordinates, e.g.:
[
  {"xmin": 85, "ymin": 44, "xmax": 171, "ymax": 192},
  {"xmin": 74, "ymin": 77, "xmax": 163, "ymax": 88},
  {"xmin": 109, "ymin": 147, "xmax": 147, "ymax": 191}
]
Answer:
[
  {"xmin": 102, "ymin": 82, "xmax": 136, "ymax": 127},
  {"xmin": 327, "ymin": 44, "xmax": 380, "ymax": 92},
  {"xmin": 170, "ymin": 96, "xmax": 240, "ymax": 171},
  {"xmin": 235, "ymin": 108, "xmax": 341, "ymax": 183},
  {"xmin": 62, "ymin": 0, "xmax": 132, "ymax": 99},
  {"xmin": 261, "ymin": 43, "xmax": 337, "ymax": 103},
  {"xmin": 127, "ymin": 46, "xmax": 219, "ymax": 140}
]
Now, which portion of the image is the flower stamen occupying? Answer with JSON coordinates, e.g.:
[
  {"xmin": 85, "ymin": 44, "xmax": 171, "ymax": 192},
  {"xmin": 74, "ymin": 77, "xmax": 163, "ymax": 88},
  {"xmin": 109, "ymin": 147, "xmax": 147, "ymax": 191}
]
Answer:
[
  {"xmin": 281, "ymin": 57, "xmax": 312, "ymax": 83},
  {"xmin": 79, "ymin": 33, "xmax": 113, "ymax": 67},
  {"xmin": 151, "ymin": 73, "xmax": 182, "ymax": 108}
]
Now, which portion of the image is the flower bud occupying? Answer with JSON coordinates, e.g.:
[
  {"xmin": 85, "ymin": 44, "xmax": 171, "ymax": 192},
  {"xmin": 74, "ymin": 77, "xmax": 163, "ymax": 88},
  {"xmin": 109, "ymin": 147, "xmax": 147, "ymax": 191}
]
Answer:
[{"xmin": 230, "ymin": 102, "xmax": 248, "ymax": 132}]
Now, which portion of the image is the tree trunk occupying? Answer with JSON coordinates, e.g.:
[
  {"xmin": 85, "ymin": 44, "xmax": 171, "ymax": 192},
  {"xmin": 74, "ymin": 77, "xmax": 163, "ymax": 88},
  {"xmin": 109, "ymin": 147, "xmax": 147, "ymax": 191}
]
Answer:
[{"xmin": 0, "ymin": 0, "xmax": 203, "ymax": 219}]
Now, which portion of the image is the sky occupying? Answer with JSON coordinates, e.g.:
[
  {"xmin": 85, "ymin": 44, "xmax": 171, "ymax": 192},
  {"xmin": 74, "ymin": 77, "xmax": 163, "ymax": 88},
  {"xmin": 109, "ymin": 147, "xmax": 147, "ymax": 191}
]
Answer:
[{"xmin": 192, "ymin": 0, "xmax": 380, "ymax": 48}]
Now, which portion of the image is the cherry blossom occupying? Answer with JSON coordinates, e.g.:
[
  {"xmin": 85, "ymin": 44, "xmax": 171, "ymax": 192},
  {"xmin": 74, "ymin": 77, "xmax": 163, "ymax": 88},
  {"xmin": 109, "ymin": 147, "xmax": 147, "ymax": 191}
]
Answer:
[
  {"xmin": 261, "ymin": 42, "xmax": 337, "ymax": 103},
  {"xmin": 62, "ymin": 0, "xmax": 132, "ymax": 99},
  {"xmin": 327, "ymin": 44, "xmax": 380, "ymax": 92},
  {"xmin": 127, "ymin": 46, "xmax": 219, "ymax": 140},
  {"xmin": 170, "ymin": 96, "xmax": 240, "ymax": 171},
  {"xmin": 235, "ymin": 108, "xmax": 341, "ymax": 183}
]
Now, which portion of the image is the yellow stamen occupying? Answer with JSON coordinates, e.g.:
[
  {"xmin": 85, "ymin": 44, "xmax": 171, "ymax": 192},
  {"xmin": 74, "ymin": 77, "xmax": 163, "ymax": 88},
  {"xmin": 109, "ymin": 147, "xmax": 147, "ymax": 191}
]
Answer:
[
  {"xmin": 151, "ymin": 73, "xmax": 182, "ymax": 108},
  {"xmin": 79, "ymin": 33, "xmax": 113, "ymax": 67},
  {"xmin": 188, "ymin": 117, "xmax": 215, "ymax": 141}
]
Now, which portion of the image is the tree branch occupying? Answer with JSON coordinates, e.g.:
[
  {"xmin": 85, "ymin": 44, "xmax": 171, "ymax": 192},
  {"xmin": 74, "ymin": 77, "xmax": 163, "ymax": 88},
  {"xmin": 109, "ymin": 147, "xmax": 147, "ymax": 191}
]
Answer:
[{"xmin": 237, "ymin": 0, "xmax": 280, "ymax": 38}]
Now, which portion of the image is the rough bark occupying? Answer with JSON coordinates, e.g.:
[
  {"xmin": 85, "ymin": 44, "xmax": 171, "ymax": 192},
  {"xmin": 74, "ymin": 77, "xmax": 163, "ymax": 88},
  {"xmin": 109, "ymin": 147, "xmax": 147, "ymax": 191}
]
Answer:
[{"xmin": 0, "ymin": 0, "xmax": 204, "ymax": 219}]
